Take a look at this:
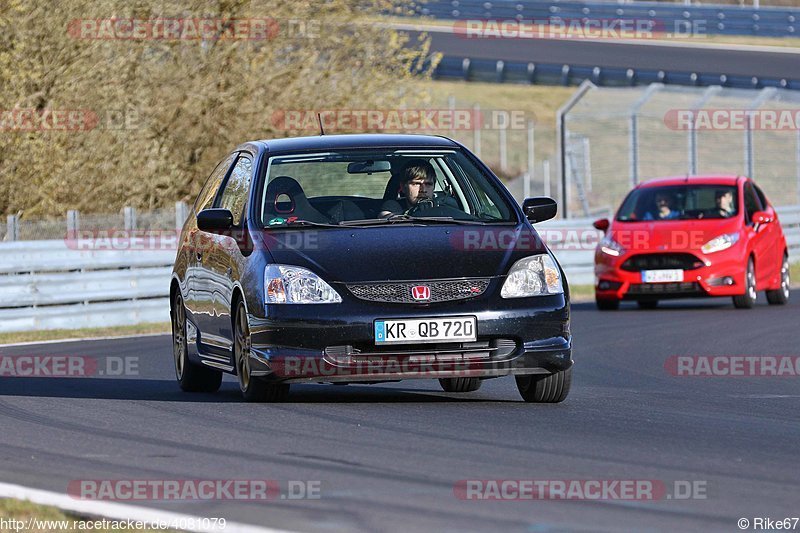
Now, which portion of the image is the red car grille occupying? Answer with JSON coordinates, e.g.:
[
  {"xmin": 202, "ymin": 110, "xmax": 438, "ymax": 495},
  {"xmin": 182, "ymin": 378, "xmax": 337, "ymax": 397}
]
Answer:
[{"xmin": 621, "ymin": 253, "xmax": 705, "ymax": 272}]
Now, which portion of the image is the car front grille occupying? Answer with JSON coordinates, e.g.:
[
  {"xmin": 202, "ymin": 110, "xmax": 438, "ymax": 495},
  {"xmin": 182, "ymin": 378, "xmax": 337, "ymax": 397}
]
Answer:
[
  {"xmin": 325, "ymin": 339, "xmax": 519, "ymax": 362},
  {"xmin": 626, "ymin": 282, "xmax": 703, "ymax": 295},
  {"xmin": 621, "ymin": 253, "xmax": 705, "ymax": 272},
  {"xmin": 346, "ymin": 278, "xmax": 491, "ymax": 303}
]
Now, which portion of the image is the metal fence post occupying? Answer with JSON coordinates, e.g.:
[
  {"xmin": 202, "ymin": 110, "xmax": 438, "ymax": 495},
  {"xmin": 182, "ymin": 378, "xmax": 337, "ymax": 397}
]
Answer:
[
  {"xmin": 473, "ymin": 103, "xmax": 481, "ymax": 157},
  {"xmin": 6, "ymin": 215, "xmax": 19, "ymax": 241},
  {"xmin": 448, "ymin": 95, "xmax": 456, "ymax": 140},
  {"xmin": 557, "ymin": 80, "xmax": 596, "ymax": 219},
  {"xmin": 543, "ymin": 159, "xmax": 551, "ymax": 199},
  {"xmin": 123, "ymin": 206, "xmax": 137, "ymax": 230},
  {"xmin": 175, "ymin": 201, "xmax": 189, "ymax": 229},
  {"xmin": 687, "ymin": 86, "xmax": 722, "ymax": 176},
  {"xmin": 525, "ymin": 120, "xmax": 534, "ymax": 199},
  {"xmin": 499, "ymin": 123, "xmax": 507, "ymax": 173},
  {"xmin": 67, "ymin": 210, "xmax": 80, "ymax": 236},
  {"xmin": 628, "ymin": 84, "xmax": 663, "ymax": 187},
  {"xmin": 745, "ymin": 87, "xmax": 776, "ymax": 178}
]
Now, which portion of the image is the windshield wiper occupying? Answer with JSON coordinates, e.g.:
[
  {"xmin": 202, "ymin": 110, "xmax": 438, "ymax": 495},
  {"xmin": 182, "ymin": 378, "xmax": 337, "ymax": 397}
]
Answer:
[
  {"xmin": 267, "ymin": 219, "xmax": 343, "ymax": 229},
  {"xmin": 339, "ymin": 215, "xmax": 491, "ymax": 226}
]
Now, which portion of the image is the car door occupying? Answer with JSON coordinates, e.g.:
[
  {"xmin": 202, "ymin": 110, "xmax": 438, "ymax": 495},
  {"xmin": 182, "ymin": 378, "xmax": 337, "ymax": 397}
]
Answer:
[
  {"xmin": 189, "ymin": 153, "xmax": 237, "ymax": 347},
  {"xmin": 204, "ymin": 153, "xmax": 254, "ymax": 356},
  {"xmin": 742, "ymin": 181, "xmax": 772, "ymax": 288},
  {"xmin": 752, "ymin": 182, "xmax": 782, "ymax": 282}
]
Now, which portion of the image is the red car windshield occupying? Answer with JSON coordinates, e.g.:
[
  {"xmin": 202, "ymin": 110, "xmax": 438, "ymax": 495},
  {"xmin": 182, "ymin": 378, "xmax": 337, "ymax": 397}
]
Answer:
[{"xmin": 616, "ymin": 185, "xmax": 739, "ymax": 222}]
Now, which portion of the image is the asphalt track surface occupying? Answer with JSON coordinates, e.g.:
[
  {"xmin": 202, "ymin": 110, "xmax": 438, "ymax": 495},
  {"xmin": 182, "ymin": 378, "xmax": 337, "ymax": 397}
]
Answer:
[
  {"xmin": 411, "ymin": 28, "xmax": 800, "ymax": 79},
  {"xmin": 0, "ymin": 292, "xmax": 798, "ymax": 532}
]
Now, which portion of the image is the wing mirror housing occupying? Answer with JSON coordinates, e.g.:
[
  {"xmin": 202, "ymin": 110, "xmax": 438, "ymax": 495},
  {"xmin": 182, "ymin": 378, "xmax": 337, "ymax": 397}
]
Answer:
[
  {"xmin": 197, "ymin": 209, "xmax": 234, "ymax": 233},
  {"xmin": 522, "ymin": 197, "xmax": 557, "ymax": 223}
]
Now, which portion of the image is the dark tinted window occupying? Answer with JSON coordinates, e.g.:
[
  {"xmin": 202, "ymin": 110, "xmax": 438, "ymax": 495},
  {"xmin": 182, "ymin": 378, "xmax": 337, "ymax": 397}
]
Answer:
[
  {"xmin": 216, "ymin": 156, "xmax": 252, "ymax": 225},
  {"xmin": 753, "ymin": 183, "xmax": 769, "ymax": 209},
  {"xmin": 743, "ymin": 183, "xmax": 762, "ymax": 223},
  {"xmin": 616, "ymin": 185, "xmax": 739, "ymax": 222},
  {"xmin": 194, "ymin": 153, "xmax": 236, "ymax": 212}
]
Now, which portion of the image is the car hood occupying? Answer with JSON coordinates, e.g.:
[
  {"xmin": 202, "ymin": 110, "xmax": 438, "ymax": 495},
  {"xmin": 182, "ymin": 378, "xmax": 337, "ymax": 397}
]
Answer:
[
  {"xmin": 610, "ymin": 217, "xmax": 742, "ymax": 252},
  {"xmin": 259, "ymin": 224, "xmax": 547, "ymax": 282}
]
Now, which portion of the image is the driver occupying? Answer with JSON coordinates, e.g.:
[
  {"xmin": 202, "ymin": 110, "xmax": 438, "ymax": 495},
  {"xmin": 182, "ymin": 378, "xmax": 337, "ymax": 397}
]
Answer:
[
  {"xmin": 378, "ymin": 159, "xmax": 436, "ymax": 217},
  {"xmin": 713, "ymin": 189, "xmax": 735, "ymax": 218}
]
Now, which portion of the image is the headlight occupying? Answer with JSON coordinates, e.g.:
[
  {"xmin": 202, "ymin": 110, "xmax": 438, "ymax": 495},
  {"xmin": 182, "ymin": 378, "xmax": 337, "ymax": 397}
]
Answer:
[
  {"xmin": 599, "ymin": 235, "xmax": 625, "ymax": 257},
  {"xmin": 701, "ymin": 232, "xmax": 740, "ymax": 254},
  {"xmin": 265, "ymin": 264, "xmax": 342, "ymax": 304},
  {"xmin": 501, "ymin": 254, "xmax": 563, "ymax": 298}
]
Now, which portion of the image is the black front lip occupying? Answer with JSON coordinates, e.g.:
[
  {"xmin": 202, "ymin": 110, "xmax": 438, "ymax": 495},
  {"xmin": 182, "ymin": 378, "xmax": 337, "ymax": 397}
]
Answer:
[{"xmin": 245, "ymin": 293, "xmax": 571, "ymax": 383}]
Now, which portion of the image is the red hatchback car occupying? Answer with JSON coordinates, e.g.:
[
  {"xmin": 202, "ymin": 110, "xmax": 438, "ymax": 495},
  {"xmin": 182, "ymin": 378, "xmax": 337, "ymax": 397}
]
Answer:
[{"xmin": 593, "ymin": 175, "xmax": 790, "ymax": 309}]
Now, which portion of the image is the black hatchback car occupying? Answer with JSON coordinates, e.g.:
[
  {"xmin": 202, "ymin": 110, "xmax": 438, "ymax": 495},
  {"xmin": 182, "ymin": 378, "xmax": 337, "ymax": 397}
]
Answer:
[{"xmin": 170, "ymin": 134, "xmax": 572, "ymax": 402}]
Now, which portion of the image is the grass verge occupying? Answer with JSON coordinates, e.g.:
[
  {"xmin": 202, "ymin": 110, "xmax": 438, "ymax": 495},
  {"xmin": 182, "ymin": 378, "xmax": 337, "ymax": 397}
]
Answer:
[
  {"xmin": 0, "ymin": 498, "xmax": 175, "ymax": 533},
  {"xmin": 0, "ymin": 322, "xmax": 170, "ymax": 346}
]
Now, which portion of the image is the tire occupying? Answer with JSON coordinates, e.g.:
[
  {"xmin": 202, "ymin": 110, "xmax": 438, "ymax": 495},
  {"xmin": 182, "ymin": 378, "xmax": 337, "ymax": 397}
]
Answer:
[
  {"xmin": 766, "ymin": 254, "xmax": 790, "ymax": 306},
  {"xmin": 439, "ymin": 377, "xmax": 481, "ymax": 393},
  {"xmin": 637, "ymin": 300, "xmax": 659, "ymax": 309},
  {"xmin": 234, "ymin": 301, "xmax": 290, "ymax": 402},
  {"xmin": 733, "ymin": 258, "xmax": 757, "ymax": 309},
  {"xmin": 172, "ymin": 292, "xmax": 222, "ymax": 393},
  {"xmin": 515, "ymin": 368, "xmax": 572, "ymax": 403},
  {"xmin": 595, "ymin": 297, "xmax": 619, "ymax": 311}
]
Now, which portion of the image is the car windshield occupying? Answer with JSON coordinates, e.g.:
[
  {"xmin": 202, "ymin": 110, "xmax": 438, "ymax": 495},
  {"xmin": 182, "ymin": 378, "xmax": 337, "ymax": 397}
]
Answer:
[
  {"xmin": 616, "ymin": 185, "xmax": 739, "ymax": 222},
  {"xmin": 259, "ymin": 149, "xmax": 516, "ymax": 227}
]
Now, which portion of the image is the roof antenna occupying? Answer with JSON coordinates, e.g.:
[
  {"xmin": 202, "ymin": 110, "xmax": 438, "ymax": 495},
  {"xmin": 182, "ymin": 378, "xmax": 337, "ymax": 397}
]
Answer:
[{"xmin": 317, "ymin": 113, "xmax": 325, "ymax": 136}]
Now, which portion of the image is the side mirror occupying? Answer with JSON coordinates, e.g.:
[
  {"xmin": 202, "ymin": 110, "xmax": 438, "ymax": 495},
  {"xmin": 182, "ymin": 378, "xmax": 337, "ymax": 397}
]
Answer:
[
  {"xmin": 522, "ymin": 197, "xmax": 557, "ymax": 224},
  {"xmin": 197, "ymin": 208, "xmax": 234, "ymax": 233},
  {"xmin": 752, "ymin": 211, "xmax": 773, "ymax": 225},
  {"xmin": 593, "ymin": 218, "xmax": 610, "ymax": 233}
]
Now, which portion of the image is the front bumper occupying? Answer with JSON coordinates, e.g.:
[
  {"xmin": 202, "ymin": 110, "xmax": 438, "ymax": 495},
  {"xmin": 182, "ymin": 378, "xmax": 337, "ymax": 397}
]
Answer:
[
  {"xmin": 594, "ymin": 248, "xmax": 747, "ymax": 300},
  {"xmin": 245, "ymin": 293, "xmax": 572, "ymax": 383}
]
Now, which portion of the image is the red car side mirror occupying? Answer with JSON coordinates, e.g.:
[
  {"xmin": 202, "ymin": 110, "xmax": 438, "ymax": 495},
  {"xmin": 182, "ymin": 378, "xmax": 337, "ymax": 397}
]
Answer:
[
  {"xmin": 752, "ymin": 211, "xmax": 773, "ymax": 225},
  {"xmin": 593, "ymin": 218, "xmax": 610, "ymax": 233}
]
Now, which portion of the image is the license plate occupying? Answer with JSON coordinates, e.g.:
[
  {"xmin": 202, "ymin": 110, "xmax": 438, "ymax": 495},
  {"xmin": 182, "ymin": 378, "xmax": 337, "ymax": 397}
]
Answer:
[
  {"xmin": 374, "ymin": 316, "xmax": 477, "ymax": 345},
  {"xmin": 641, "ymin": 269, "xmax": 684, "ymax": 283}
]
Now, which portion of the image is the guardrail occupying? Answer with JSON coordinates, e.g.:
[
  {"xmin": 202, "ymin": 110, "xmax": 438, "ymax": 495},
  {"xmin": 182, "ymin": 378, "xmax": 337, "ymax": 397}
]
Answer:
[
  {"xmin": 0, "ymin": 205, "xmax": 797, "ymax": 332},
  {"xmin": 0, "ymin": 242, "xmax": 174, "ymax": 333},
  {"xmin": 412, "ymin": 0, "xmax": 800, "ymax": 38},
  {"xmin": 433, "ymin": 56, "xmax": 800, "ymax": 91}
]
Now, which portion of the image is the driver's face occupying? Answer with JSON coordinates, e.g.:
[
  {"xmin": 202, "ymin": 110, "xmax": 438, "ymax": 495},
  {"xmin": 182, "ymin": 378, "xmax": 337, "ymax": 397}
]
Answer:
[{"xmin": 403, "ymin": 177, "xmax": 435, "ymax": 204}]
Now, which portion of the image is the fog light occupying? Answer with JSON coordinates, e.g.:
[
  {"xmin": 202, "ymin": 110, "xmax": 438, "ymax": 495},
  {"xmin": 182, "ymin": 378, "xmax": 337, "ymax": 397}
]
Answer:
[
  {"xmin": 598, "ymin": 280, "xmax": 611, "ymax": 290},
  {"xmin": 723, "ymin": 276, "xmax": 734, "ymax": 286}
]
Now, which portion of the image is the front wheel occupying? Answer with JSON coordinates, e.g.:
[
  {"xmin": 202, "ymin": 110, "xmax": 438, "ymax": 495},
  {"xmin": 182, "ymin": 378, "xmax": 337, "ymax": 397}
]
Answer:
[
  {"xmin": 733, "ymin": 258, "xmax": 757, "ymax": 309},
  {"xmin": 515, "ymin": 368, "xmax": 571, "ymax": 403},
  {"xmin": 596, "ymin": 297, "xmax": 619, "ymax": 311},
  {"xmin": 766, "ymin": 254, "xmax": 790, "ymax": 306},
  {"xmin": 172, "ymin": 292, "xmax": 222, "ymax": 393},
  {"xmin": 439, "ymin": 377, "xmax": 481, "ymax": 393},
  {"xmin": 234, "ymin": 301, "xmax": 290, "ymax": 402}
]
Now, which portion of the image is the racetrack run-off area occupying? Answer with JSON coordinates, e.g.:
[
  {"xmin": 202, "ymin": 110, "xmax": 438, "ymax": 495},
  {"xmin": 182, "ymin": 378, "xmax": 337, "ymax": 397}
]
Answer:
[{"xmin": 0, "ymin": 293, "xmax": 797, "ymax": 532}]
